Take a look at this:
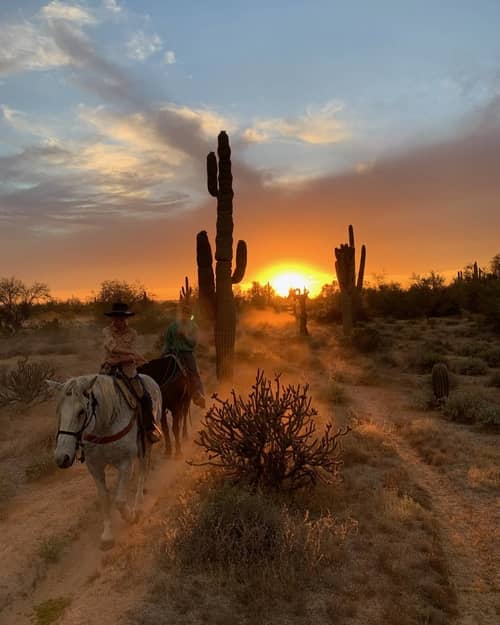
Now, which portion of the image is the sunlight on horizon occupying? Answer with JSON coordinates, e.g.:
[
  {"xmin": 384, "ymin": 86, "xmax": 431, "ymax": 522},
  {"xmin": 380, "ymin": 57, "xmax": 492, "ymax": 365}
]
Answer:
[{"xmin": 252, "ymin": 263, "xmax": 333, "ymax": 297}]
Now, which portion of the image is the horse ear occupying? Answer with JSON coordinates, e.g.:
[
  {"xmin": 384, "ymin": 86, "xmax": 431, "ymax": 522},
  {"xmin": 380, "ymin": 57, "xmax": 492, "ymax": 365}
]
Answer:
[
  {"xmin": 45, "ymin": 379, "xmax": 63, "ymax": 392},
  {"xmin": 89, "ymin": 375, "xmax": 99, "ymax": 389}
]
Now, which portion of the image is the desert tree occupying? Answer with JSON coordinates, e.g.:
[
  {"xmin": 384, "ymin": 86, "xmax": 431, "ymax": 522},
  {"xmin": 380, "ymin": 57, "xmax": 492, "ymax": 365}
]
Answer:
[{"xmin": 0, "ymin": 277, "xmax": 51, "ymax": 333}]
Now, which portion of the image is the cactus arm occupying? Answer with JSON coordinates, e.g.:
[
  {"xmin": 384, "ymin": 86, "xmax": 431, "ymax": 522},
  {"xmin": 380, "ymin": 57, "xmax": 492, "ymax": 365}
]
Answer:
[
  {"xmin": 207, "ymin": 152, "xmax": 218, "ymax": 197},
  {"xmin": 348, "ymin": 224, "xmax": 355, "ymax": 248},
  {"xmin": 197, "ymin": 231, "xmax": 216, "ymax": 319},
  {"xmin": 231, "ymin": 240, "xmax": 247, "ymax": 284},
  {"xmin": 357, "ymin": 244, "xmax": 366, "ymax": 291}
]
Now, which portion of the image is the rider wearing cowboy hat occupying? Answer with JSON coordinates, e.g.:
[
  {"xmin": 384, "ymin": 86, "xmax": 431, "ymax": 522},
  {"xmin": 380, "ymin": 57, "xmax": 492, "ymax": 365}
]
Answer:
[
  {"xmin": 101, "ymin": 302, "xmax": 160, "ymax": 443},
  {"xmin": 162, "ymin": 301, "xmax": 206, "ymax": 408}
]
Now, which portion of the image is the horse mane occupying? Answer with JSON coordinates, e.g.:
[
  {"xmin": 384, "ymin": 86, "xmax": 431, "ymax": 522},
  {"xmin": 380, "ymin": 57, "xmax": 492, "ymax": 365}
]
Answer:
[{"xmin": 58, "ymin": 375, "xmax": 123, "ymax": 428}]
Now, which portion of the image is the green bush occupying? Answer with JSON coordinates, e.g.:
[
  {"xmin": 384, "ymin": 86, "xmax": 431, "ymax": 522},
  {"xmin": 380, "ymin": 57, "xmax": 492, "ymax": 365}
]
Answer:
[
  {"xmin": 450, "ymin": 357, "xmax": 488, "ymax": 376},
  {"xmin": 0, "ymin": 357, "xmax": 55, "ymax": 406},
  {"xmin": 351, "ymin": 325, "xmax": 385, "ymax": 353},
  {"xmin": 408, "ymin": 345, "xmax": 448, "ymax": 374},
  {"xmin": 443, "ymin": 389, "xmax": 500, "ymax": 426}
]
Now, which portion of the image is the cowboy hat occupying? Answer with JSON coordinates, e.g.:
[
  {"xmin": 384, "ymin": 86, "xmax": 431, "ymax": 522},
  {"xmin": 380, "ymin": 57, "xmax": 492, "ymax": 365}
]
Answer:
[{"xmin": 104, "ymin": 302, "xmax": 135, "ymax": 317}]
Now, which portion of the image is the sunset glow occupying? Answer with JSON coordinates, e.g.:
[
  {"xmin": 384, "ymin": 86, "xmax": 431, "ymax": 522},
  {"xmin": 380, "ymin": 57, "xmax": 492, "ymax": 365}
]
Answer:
[{"xmin": 255, "ymin": 264, "xmax": 332, "ymax": 298}]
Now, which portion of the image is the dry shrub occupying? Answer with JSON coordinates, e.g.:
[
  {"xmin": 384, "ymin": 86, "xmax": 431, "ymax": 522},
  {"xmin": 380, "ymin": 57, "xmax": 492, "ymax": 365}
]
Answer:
[
  {"xmin": 449, "ymin": 357, "xmax": 488, "ymax": 376},
  {"xmin": 0, "ymin": 357, "xmax": 55, "ymax": 406},
  {"xmin": 164, "ymin": 482, "xmax": 342, "ymax": 576},
  {"xmin": 195, "ymin": 370, "xmax": 350, "ymax": 492},
  {"xmin": 443, "ymin": 388, "xmax": 500, "ymax": 426}
]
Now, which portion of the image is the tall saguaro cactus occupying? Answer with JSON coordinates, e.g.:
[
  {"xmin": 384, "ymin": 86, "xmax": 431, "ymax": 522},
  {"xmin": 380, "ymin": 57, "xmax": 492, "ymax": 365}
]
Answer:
[
  {"xmin": 334, "ymin": 224, "xmax": 366, "ymax": 336},
  {"xmin": 197, "ymin": 131, "xmax": 247, "ymax": 381}
]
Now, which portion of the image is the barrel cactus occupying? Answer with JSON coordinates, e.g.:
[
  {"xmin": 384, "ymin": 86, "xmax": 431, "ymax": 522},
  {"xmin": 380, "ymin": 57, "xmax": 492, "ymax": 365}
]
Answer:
[
  {"xmin": 431, "ymin": 363, "xmax": 450, "ymax": 403},
  {"xmin": 197, "ymin": 131, "xmax": 247, "ymax": 381},
  {"xmin": 334, "ymin": 225, "xmax": 366, "ymax": 336}
]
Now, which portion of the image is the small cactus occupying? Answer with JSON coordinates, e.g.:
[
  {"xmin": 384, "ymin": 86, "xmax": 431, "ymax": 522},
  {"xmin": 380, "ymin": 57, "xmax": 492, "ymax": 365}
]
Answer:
[
  {"xmin": 179, "ymin": 276, "xmax": 193, "ymax": 304},
  {"xmin": 432, "ymin": 363, "xmax": 450, "ymax": 403}
]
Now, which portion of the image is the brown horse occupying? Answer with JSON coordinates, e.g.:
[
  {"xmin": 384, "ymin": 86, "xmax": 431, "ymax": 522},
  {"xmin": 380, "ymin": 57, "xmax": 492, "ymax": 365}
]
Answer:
[{"xmin": 138, "ymin": 356, "xmax": 191, "ymax": 458}]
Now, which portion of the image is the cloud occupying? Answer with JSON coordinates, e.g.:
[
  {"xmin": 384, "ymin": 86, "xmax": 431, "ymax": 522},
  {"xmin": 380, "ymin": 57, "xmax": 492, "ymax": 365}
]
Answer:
[
  {"xmin": 103, "ymin": 0, "xmax": 122, "ymax": 13},
  {"xmin": 244, "ymin": 100, "xmax": 349, "ymax": 145},
  {"xmin": 126, "ymin": 30, "xmax": 162, "ymax": 60},
  {"xmin": 0, "ymin": 22, "xmax": 70, "ymax": 75},
  {"xmin": 165, "ymin": 50, "xmax": 176, "ymax": 65},
  {"xmin": 41, "ymin": 2, "xmax": 96, "ymax": 25}
]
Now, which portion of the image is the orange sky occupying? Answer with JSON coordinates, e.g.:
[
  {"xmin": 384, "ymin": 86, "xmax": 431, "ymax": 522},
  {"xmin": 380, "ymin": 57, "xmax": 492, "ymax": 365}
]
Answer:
[{"xmin": 3, "ymin": 114, "xmax": 500, "ymax": 301}]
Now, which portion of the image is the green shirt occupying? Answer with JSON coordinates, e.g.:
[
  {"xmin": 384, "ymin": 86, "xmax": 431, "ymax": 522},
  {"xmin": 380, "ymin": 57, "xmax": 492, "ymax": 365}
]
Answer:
[{"xmin": 163, "ymin": 319, "xmax": 198, "ymax": 353}]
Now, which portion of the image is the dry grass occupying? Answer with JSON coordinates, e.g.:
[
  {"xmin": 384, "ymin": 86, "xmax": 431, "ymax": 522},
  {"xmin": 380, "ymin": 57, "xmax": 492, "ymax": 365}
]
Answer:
[{"xmin": 127, "ymin": 419, "xmax": 456, "ymax": 625}]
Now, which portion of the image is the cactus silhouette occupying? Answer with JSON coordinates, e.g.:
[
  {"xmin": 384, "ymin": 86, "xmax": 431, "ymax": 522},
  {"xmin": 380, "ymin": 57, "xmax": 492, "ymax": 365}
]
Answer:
[
  {"xmin": 179, "ymin": 276, "xmax": 193, "ymax": 304},
  {"xmin": 334, "ymin": 224, "xmax": 366, "ymax": 336},
  {"xmin": 197, "ymin": 131, "xmax": 247, "ymax": 381},
  {"xmin": 293, "ymin": 288, "xmax": 309, "ymax": 337},
  {"xmin": 432, "ymin": 363, "xmax": 450, "ymax": 403}
]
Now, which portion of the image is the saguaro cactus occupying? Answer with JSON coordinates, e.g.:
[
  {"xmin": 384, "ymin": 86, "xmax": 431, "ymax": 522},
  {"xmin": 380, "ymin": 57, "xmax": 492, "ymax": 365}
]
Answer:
[
  {"xmin": 179, "ymin": 276, "xmax": 193, "ymax": 304},
  {"xmin": 431, "ymin": 363, "xmax": 450, "ymax": 403},
  {"xmin": 334, "ymin": 225, "xmax": 366, "ymax": 336},
  {"xmin": 294, "ymin": 288, "xmax": 309, "ymax": 337},
  {"xmin": 196, "ymin": 131, "xmax": 247, "ymax": 381}
]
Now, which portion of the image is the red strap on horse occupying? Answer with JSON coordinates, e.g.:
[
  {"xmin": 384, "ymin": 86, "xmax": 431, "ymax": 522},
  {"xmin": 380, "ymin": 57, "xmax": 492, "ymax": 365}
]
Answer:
[{"xmin": 84, "ymin": 415, "xmax": 135, "ymax": 444}]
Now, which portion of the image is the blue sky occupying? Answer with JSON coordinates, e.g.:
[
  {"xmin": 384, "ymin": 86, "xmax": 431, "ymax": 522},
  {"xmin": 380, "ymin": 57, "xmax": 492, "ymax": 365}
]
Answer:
[{"xmin": 1, "ymin": 1, "xmax": 499, "ymax": 297}]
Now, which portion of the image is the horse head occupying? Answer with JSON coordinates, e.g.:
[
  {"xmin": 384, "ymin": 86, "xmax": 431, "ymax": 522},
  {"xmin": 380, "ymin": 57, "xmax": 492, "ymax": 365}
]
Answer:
[{"xmin": 48, "ymin": 375, "xmax": 98, "ymax": 468}]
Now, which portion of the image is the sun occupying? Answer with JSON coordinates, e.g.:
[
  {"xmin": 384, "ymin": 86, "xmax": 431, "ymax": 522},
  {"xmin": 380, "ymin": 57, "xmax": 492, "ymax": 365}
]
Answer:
[{"xmin": 253, "ymin": 263, "xmax": 332, "ymax": 297}]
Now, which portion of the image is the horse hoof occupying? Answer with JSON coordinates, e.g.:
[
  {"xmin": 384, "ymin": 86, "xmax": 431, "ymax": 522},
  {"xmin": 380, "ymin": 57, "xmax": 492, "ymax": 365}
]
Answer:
[{"xmin": 100, "ymin": 538, "xmax": 115, "ymax": 551}]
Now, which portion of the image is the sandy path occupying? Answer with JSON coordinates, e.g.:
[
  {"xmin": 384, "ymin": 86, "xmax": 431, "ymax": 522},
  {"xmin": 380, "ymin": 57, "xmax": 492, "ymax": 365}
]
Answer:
[
  {"xmin": 0, "ymin": 432, "xmax": 200, "ymax": 625},
  {"xmin": 352, "ymin": 383, "xmax": 500, "ymax": 625}
]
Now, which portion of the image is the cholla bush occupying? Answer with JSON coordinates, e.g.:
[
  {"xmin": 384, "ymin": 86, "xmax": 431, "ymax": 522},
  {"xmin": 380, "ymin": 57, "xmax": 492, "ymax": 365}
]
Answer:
[
  {"xmin": 195, "ymin": 370, "xmax": 350, "ymax": 492},
  {"xmin": 0, "ymin": 357, "xmax": 55, "ymax": 406}
]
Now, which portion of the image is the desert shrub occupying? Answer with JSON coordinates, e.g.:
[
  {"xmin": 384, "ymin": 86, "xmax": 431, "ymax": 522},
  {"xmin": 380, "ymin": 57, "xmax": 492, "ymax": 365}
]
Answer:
[
  {"xmin": 25, "ymin": 450, "xmax": 57, "ymax": 481},
  {"xmin": 483, "ymin": 346, "xmax": 500, "ymax": 367},
  {"xmin": 32, "ymin": 597, "xmax": 72, "ymax": 625},
  {"xmin": 317, "ymin": 378, "xmax": 350, "ymax": 405},
  {"xmin": 486, "ymin": 371, "xmax": 500, "ymax": 388},
  {"xmin": 195, "ymin": 371, "xmax": 350, "ymax": 492},
  {"xmin": 443, "ymin": 389, "xmax": 500, "ymax": 425},
  {"xmin": 449, "ymin": 357, "xmax": 488, "ymax": 376},
  {"xmin": 0, "ymin": 357, "xmax": 55, "ymax": 406},
  {"xmin": 164, "ymin": 481, "xmax": 341, "ymax": 580},
  {"xmin": 407, "ymin": 345, "xmax": 448, "ymax": 374},
  {"xmin": 351, "ymin": 325, "xmax": 385, "ymax": 353}
]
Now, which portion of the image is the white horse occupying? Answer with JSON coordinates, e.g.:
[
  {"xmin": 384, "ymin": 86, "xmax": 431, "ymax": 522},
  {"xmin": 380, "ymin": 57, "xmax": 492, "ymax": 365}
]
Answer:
[{"xmin": 47, "ymin": 373, "xmax": 162, "ymax": 550}]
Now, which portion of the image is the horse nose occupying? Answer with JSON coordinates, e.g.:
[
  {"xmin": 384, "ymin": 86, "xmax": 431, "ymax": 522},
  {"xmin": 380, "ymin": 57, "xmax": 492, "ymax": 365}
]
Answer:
[{"xmin": 56, "ymin": 453, "xmax": 72, "ymax": 468}]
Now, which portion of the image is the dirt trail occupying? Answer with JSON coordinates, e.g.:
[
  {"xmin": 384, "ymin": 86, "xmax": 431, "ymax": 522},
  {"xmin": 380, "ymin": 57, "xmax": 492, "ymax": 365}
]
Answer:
[
  {"xmin": 0, "ymin": 434, "xmax": 200, "ymax": 625},
  {"xmin": 352, "ymin": 383, "xmax": 500, "ymax": 625}
]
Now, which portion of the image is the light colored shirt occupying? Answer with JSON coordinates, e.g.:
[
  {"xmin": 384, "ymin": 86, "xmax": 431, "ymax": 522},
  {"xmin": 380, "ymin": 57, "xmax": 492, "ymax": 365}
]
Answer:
[{"xmin": 102, "ymin": 326, "xmax": 146, "ymax": 376}]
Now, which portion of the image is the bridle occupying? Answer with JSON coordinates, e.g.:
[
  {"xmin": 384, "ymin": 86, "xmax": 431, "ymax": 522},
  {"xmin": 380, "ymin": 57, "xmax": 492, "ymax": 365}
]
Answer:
[
  {"xmin": 56, "ymin": 392, "xmax": 99, "ymax": 463},
  {"xmin": 56, "ymin": 386, "xmax": 138, "ymax": 463}
]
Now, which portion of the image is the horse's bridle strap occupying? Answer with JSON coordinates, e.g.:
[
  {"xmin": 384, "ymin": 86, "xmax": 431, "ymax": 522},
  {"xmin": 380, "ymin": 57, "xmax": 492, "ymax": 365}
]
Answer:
[{"xmin": 84, "ymin": 414, "xmax": 135, "ymax": 444}]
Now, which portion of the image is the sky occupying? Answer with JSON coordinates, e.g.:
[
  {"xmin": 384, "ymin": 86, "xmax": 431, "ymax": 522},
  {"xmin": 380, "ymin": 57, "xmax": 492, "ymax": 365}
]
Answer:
[{"xmin": 0, "ymin": 0, "xmax": 499, "ymax": 299}]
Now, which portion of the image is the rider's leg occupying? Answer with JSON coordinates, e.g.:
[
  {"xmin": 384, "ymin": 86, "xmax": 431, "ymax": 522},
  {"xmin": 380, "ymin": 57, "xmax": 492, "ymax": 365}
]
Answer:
[{"xmin": 179, "ymin": 352, "xmax": 205, "ymax": 408}]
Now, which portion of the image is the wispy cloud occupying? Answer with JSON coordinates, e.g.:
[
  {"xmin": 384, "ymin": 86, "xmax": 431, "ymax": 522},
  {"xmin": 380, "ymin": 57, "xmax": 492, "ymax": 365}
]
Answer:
[
  {"xmin": 0, "ymin": 22, "xmax": 70, "ymax": 75},
  {"xmin": 103, "ymin": 0, "xmax": 122, "ymax": 14},
  {"xmin": 244, "ymin": 100, "xmax": 349, "ymax": 145},
  {"xmin": 41, "ymin": 1, "xmax": 96, "ymax": 25},
  {"xmin": 126, "ymin": 30, "xmax": 162, "ymax": 60},
  {"xmin": 165, "ymin": 50, "xmax": 176, "ymax": 65}
]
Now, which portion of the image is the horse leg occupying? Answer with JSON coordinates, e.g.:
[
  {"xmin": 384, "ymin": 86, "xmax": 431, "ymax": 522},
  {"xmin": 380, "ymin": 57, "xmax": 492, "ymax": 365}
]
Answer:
[
  {"xmin": 115, "ymin": 458, "xmax": 134, "ymax": 524},
  {"xmin": 182, "ymin": 404, "xmax": 189, "ymax": 440},
  {"xmin": 172, "ymin": 409, "xmax": 182, "ymax": 458},
  {"xmin": 132, "ymin": 449, "xmax": 149, "ymax": 521},
  {"xmin": 87, "ymin": 461, "xmax": 114, "ymax": 550},
  {"xmin": 161, "ymin": 408, "xmax": 172, "ymax": 458}
]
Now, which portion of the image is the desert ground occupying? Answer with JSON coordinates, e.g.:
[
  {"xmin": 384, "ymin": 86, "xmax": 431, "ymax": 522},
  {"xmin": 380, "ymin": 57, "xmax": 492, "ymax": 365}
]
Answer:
[{"xmin": 0, "ymin": 309, "xmax": 499, "ymax": 625}]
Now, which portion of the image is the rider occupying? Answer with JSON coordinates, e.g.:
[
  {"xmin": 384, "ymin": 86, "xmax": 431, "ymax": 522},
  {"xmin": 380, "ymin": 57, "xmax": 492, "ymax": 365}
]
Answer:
[
  {"xmin": 101, "ymin": 302, "xmax": 160, "ymax": 444},
  {"xmin": 162, "ymin": 301, "xmax": 206, "ymax": 409}
]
